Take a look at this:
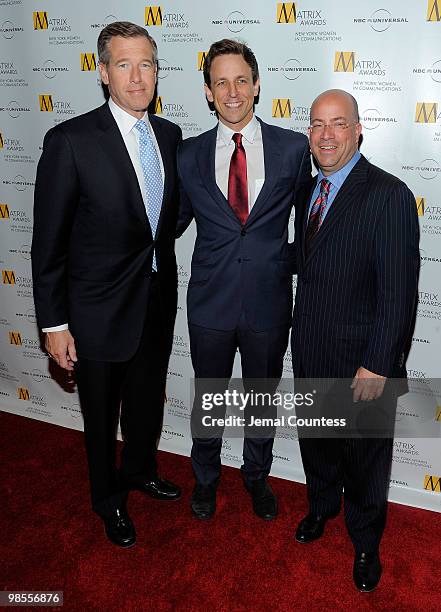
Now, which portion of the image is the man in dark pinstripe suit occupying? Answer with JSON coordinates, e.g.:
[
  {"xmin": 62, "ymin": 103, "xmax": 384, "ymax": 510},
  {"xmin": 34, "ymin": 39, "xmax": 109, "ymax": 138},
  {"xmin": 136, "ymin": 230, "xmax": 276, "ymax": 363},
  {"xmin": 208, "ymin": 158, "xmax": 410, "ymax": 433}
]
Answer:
[{"xmin": 291, "ymin": 89, "xmax": 420, "ymax": 592}]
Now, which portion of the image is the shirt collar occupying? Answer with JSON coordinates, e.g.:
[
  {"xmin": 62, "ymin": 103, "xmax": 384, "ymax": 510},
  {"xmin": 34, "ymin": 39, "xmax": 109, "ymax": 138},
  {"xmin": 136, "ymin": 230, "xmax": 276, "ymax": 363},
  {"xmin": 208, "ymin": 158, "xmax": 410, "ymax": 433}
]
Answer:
[
  {"xmin": 108, "ymin": 97, "xmax": 150, "ymax": 136},
  {"xmin": 217, "ymin": 114, "xmax": 259, "ymax": 146},
  {"xmin": 317, "ymin": 150, "xmax": 361, "ymax": 189}
]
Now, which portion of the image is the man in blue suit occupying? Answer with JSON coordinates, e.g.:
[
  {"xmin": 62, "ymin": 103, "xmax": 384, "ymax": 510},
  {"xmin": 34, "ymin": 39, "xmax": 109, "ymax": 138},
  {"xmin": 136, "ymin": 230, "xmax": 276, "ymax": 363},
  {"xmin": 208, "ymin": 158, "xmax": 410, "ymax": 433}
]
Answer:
[
  {"xmin": 177, "ymin": 39, "xmax": 311, "ymax": 520},
  {"xmin": 292, "ymin": 89, "xmax": 419, "ymax": 591}
]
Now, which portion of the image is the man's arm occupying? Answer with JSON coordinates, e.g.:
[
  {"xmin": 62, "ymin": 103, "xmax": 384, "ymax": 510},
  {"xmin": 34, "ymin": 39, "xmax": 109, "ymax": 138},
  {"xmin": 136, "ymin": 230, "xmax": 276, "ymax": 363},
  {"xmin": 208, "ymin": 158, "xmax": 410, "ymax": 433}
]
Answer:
[
  {"xmin": 176, "ymin": 144, "xmax": 194, "ymax": 238},
  {"xmin": 357, "ymin": 181, "xmax": 420, "ymax": 387},
  {"xmin": 31, "ymin": 127, "xmax": 80, "ymax": 369}
]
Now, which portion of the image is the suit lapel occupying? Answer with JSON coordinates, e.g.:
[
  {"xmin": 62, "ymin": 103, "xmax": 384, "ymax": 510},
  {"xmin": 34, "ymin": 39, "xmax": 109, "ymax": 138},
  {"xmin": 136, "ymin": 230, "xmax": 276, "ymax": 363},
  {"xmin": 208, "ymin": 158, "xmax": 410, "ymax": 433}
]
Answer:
[
  {"xmin": 304, "ymin": 156, "xmax": 369, "ymax": 266},
  {"xmin": 245, "ymin": 118, "xmax": 282, "ymax": 225},
  {"xmin": 96, "ymin": 103, "xmax": 152, "ymax": 237},
  {"xmin": 196, "ymin": 125, "xmax": 241, "ymax": 225},
  {"xmin": 299, "ymin": 178, "xmax": 316, "ymax": 263}
]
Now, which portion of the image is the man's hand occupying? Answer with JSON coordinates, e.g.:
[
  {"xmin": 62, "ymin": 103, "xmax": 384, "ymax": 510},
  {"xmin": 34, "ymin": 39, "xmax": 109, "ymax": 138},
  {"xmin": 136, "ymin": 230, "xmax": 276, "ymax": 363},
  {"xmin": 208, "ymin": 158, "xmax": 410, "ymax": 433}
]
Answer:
[
  {"xmin": 350, "ymin": 367, "xmax": 386, "ymax": 402},
  {"xmin": 45, "ymin": 330, "xmax": 77, "ymax": 371}
]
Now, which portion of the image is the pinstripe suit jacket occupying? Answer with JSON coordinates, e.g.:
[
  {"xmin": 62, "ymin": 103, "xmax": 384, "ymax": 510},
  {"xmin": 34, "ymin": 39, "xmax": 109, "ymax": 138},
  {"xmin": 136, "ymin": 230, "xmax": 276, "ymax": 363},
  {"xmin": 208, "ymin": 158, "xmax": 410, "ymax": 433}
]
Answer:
[{"xmin": 292, "ymin": 155, "xmax": 420, "ymax": 379}]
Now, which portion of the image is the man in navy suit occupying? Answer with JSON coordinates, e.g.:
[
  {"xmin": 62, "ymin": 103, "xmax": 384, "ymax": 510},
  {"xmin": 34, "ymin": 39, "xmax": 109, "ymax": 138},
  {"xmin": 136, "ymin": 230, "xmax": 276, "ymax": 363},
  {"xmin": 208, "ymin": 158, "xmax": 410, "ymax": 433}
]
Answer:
[
  {"xmin": 32, "ymin": 22, "xmax": 182, "ymax": 547},
  {"xmin": 292, "ymin": 89, "xmax": 419, "ymax": 591},
  {"xmin": 177, "ymin": 39, "xmax": 311, "ymax": 520}
]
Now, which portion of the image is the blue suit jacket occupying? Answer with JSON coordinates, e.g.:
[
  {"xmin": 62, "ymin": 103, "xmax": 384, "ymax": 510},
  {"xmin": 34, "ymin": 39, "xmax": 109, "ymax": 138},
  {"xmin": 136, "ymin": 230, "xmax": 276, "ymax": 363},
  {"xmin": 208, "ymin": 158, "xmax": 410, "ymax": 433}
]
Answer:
[
  {"xmin": 177, "ymin": 118, "xmax": 311, "ymax": 331},
  {"xmin": 292, "ymin": 155, "xmax": 420, "ymax": 379}
]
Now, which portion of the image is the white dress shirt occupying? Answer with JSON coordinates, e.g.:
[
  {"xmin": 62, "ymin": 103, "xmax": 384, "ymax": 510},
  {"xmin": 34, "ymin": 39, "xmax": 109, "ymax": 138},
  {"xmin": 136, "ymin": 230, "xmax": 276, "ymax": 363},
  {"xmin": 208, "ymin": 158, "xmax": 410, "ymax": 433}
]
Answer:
[
  {"xmin": 42, "ymin": 99, "xmax": 164, "ymax": 332},
  {"xmin": 215, "ymin": 115, "xmax": 265, "ymax": 210}
]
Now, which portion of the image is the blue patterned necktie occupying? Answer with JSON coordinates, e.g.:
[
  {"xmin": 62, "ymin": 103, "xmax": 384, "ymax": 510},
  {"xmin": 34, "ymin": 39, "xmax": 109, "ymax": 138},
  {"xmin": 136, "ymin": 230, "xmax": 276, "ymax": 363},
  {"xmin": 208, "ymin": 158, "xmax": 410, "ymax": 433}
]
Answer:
[{"xmin": 134, "ymin": 119, "xmax": 163, "ymax": 270}]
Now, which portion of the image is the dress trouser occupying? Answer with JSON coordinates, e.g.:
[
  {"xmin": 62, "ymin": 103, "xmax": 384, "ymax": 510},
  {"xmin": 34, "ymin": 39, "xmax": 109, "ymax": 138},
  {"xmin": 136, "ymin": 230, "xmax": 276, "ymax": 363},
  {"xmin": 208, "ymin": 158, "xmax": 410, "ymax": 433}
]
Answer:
[
  {"xmin": 75, "ymin": 276, "xmax": 173, "ymax": 518},
  {"xmin": 189, "ymin": 313, "xmax": 290, "ymax": 486},
  {"xmin": 298, "ymin": 381, "xmax": 396, "ymax": 554}
]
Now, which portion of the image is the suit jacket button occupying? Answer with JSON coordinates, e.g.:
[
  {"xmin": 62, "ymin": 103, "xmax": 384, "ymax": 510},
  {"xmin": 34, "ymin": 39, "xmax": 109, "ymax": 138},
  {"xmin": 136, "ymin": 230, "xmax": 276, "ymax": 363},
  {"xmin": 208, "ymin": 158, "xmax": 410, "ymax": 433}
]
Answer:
[
  {"xmin": 237, "ymin": 258, "xmax": 242, "ymax": 263},
  {"xmin": 241, "ymin": 229, "xmax": 246, "ymax": 236}
]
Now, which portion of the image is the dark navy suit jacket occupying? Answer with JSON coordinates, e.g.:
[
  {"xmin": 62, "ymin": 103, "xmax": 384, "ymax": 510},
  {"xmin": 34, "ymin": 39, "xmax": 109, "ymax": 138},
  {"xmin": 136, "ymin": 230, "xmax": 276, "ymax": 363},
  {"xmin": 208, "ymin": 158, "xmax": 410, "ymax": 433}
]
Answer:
[
  {"xmin": 177, "ymin": 118, "xmax": 311, "ymax": 331},
  {"xmin": 292, "ymin": 155, "xmax": 420, "ymax": 379}
]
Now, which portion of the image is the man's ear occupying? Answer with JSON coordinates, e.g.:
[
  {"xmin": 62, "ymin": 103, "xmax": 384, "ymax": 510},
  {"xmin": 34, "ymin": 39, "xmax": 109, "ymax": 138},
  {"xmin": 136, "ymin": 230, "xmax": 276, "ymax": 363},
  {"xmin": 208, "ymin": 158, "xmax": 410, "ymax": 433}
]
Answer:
[
  {"xmin": 204, "ymin": 83, "xmax": 214, "ymax": 103},
  {"xmin": 98, "ymin": 62, "xmax": 109, "ymax": 85}
]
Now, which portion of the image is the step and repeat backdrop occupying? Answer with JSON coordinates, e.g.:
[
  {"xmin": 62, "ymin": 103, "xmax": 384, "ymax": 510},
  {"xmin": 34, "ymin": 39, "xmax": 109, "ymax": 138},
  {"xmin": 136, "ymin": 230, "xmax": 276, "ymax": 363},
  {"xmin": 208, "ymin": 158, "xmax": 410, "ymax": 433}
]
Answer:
[{"xmin": 1, "ymin": 0, "xmax": 440, "ymax": 511}]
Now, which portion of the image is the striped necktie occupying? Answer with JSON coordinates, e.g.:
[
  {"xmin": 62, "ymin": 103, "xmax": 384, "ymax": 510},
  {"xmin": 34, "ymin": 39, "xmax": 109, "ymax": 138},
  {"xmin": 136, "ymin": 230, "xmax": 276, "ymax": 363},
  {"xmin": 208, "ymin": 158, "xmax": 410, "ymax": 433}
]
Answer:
[{"xmin": 305, "ymin": 178, "xmax": 330, "ymax": 256}]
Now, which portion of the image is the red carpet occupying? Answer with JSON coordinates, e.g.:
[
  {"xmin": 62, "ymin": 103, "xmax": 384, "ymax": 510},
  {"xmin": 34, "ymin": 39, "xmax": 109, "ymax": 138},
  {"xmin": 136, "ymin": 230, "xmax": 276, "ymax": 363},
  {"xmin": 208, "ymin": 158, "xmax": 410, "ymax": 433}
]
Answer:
[{"xmin": 1, "ymin": 410, "xmax": 440, "ymax": 611}]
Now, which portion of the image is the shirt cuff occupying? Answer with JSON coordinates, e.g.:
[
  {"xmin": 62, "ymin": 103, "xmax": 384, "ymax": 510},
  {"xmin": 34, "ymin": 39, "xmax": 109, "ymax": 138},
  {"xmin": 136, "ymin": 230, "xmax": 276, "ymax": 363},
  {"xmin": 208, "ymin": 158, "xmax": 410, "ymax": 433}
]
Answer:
[{"xmin": 42, "ymin": 324, "xmax": 69, "ymax": 332}]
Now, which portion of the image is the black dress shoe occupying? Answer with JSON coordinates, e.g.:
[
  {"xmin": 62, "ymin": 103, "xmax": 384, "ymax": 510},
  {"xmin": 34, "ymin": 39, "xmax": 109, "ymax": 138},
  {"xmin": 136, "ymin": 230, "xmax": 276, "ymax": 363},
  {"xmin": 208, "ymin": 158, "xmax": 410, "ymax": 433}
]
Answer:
[
  {"xmin": 127, "ymin": 475, "xmax": 181, "ymax": 501},
  {"xmin": 191, "ymin": 483, "xmax": 217, "ymax": 519},
  {"xmin": 353, "ymin": 552, "xmax": 382, "ymax": 592},
  {"xmin": 103, "ymin": 508, "xmax": 136, "ymax": 548},
  {"xmin": 245, "ymin": 479, "xmax": 278, "ymax": 520},
  {"xmin": 295, "ymin": 511, "xmax": 339, "ymax": 543}
]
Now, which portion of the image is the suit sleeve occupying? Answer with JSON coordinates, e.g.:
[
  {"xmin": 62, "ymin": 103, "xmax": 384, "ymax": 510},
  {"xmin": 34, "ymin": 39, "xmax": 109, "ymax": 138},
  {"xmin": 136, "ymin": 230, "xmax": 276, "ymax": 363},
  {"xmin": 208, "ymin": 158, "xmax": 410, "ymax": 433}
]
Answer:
[
  {"xmin": 290, "ymin": 142, "xmax": 312, "ymax": 274},
  {"xmin": 31, "ymin": 127, "xmax": 79, "ymax": 329},
  {"xmin": 176, "ymin": 143, "xmax": 194, "ymax": 238},
  {"xmin": 362, "ymin": 182, "xmax": 420, "ymax": 377}
]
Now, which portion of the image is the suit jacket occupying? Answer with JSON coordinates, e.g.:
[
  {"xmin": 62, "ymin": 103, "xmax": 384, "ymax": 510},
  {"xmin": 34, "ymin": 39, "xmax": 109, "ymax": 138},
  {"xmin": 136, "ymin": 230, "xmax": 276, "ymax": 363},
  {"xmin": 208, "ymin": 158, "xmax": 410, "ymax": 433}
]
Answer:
[
  {"xmin": 32, "ymin": 102, "xmax": 182, "ymax": 361},
  {"xmin": 177, "ymin": 118, "xmax": 311, "ymax": 331},
  {"xmin": 292, "ymin": 155, "xmax": 420, "ymax": 379}
]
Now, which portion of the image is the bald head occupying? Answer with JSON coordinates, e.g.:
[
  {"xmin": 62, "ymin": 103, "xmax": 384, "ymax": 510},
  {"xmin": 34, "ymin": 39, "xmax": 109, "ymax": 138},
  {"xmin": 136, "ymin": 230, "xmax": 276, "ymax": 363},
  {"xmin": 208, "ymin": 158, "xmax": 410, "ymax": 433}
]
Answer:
[
  {"xmin": 308, "ymin": 88, "xmax": 362, "ymax": 176},
  {"xmin": 310, "ymin": 89, "xmax": 359, "ymax": 123}
]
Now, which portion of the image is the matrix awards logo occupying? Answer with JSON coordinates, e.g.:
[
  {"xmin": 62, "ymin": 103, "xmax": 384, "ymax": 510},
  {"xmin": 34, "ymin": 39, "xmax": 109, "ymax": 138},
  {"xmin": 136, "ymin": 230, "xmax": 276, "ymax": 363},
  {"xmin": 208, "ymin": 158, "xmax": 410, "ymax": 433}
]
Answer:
[
  {"xmin": 424, "ymin": 474, "xmax": 441, "ymax": 492},
  {"xmin": 38, "ymin": 94, "xmax": 75, "ymax": 116},
  {"xmin": 415, "ymin": 102, "xmax": 439, "ymax": 123},
  {"xmin": 17, "ymin": 387, "xmax": 30, "ymax": 400},
  {"xmin": 2, "ymin": 269, "xmax": 15, "ymax": 284},
  {"xmin": 39, "ymin": 94, "xmax": 53, "ymax": 112},
  {"xmin": 145, "ymin": 6, "xmax": 162, "ymax": 26},
  {"xmin": 417, "ymin": 196, "xmax": 441, "ymax": 235},
  {"xmin": 334, "ymin": 51, "xmax": 385, "ymax": 76},
  {"xmin": 197, "ymin": 51, "xmax": 207, "ymax": 71},
  {"xmin": 0, "ymin": 203, "xmax": 10, "ymax": 219},
  {"xmin": 33, "ymin": 11, "xmax": 48, "ymax": 30},
  {"xmin": 32, "ymin": 10, "xmax": 71, "ymax": 31},
  {"xmin": 416, "ymin": 197, "xmax": 425, "ymax": 216},
  {"xmin": 153, "ymin": 96, "xmax": 188, "ymax": 118},
  {"xmin": 9, "ymin": 331, "xmax": 22, "ymax": 346},
  {"xmin": 272, "ymin": 98, "xmax": 292, "ymax": 118},
  {"xmin": 276, "ymin": 2, "xmax": 296, "ymax": 23},
  {"xmin": 427, "ymin": 0, "xmax": 441, "ymax": 21},
  {"xmin": 80, "ymin": 53, "xmax": 96, "ymax": 72},
  {"xmin": 154, "ymin": 96, "xmax": 163, "ymax": 114},
  {"xmin": 334, "ymin": 51, "xmax": 355, "ymax": 72}
]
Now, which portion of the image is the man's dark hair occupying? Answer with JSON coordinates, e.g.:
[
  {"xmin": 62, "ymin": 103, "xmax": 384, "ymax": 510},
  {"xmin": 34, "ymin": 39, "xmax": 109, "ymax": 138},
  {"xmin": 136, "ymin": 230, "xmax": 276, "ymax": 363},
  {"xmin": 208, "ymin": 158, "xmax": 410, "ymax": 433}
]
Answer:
[
  {"xmin": 203, "ymin": 39, "xmax": 259, "ymax": 88},
  {"xmin": 98, "ymin": 21, "xmax": 158, "ymax": 66}
]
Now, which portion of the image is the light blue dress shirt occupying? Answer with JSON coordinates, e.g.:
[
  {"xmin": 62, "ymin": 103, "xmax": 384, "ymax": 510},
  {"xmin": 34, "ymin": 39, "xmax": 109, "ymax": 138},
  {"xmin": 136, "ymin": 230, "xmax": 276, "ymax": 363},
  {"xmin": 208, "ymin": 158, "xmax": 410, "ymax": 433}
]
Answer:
[{"xmin": 308, "ymin": 150, "xmax": 361, "ymax": 221}]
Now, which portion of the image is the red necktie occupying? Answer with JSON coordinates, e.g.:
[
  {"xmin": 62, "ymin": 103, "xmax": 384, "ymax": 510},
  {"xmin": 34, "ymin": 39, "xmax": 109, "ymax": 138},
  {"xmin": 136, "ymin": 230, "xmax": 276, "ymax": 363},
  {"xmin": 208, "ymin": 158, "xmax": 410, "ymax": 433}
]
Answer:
[
  {"xmin": 305, "ymin": 178, "xmax": 330, "ymax": 256},
  {"xmin": 228, "ymin": 133, "xmax": 248, "ymax": 225}
]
